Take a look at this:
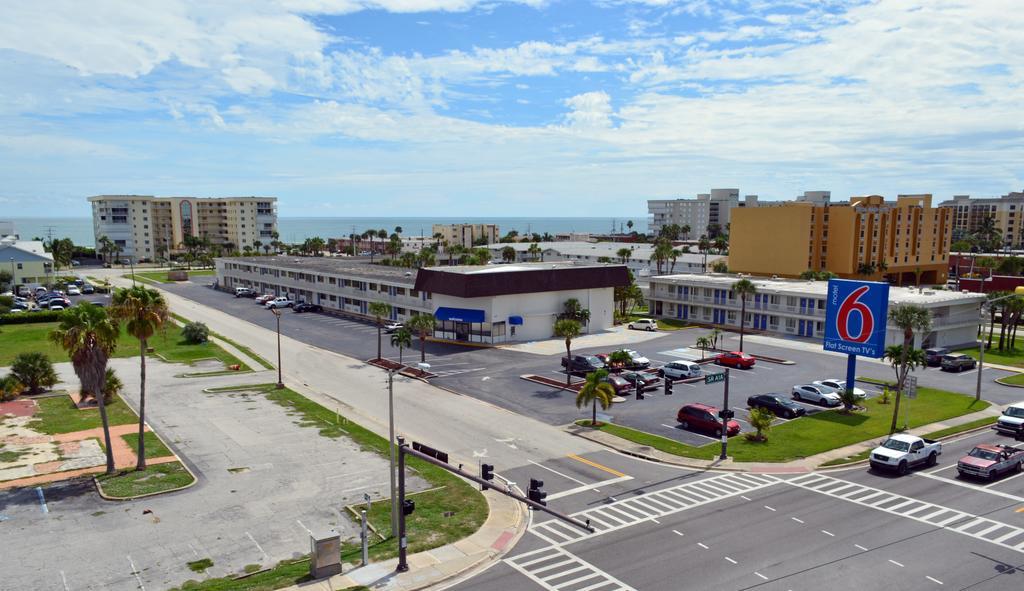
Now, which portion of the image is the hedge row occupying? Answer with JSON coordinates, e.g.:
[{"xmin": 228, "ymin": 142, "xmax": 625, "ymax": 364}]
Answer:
[{"xmin": 0, "ymin": 311, "xmax": 65, "ymax": 325}]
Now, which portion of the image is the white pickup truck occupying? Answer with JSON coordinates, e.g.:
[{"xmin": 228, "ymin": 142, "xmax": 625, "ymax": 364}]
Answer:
[
  {"xmin": 265, "ymin": 296, "xmax": 294, "ymax": 309},
  {"xmin": 869, "ymin": 434, "xmax": 942, "ymax": 475}
]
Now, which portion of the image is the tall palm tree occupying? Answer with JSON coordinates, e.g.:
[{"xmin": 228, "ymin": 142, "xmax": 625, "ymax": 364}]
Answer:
[
  {"xmin": 731, "ymin": 278, "xmax": 757, "ymax": 352},
  {"xmin": 886, "ymin": 304, "xmax": 932, "ymax": 434},
  {"xmin": 390, "ymin": 327, "xmax": 413, "ymax": 366},
  {"xmin": 669, "ymin": 249, "xmax": 681, "ymax": 273},
  {"xmin": 698, "ymin": 236, "xmax": 711, "ymax": 272},
  {"xmin": 527, "ymin": 242, "xmax": 542, "ymax": 262},
  {"xmin": 576, "ymin": 369, "xmax": 615, "ymax": 427},
  {"xmin": 616, "ymin": 247, "xmax": 632, "ymax": 265},
  {"xmin": 110, "ymin": 286, "xmax": 169, "ymax": 470},
  {"xmin": 49, "ymin": 304, "xmax": 120, "ymax": 474},
  {"xmin": 406, "ymin": 313, "xmax": 436, "ymax": 364},
  {"xmin": 554, "ymin": 319, "xmax": 582, "ymax": 386},
  {"xmin": 713, "ymin": 235, "xmax": 728, "ymax": 254},
  {"xmin": 369, "ymin": 302, "xmax": 392, "ymax": 361},
  {"xmin": 681, "ymin": 225, "xmax": 691, "ymax": 240}
]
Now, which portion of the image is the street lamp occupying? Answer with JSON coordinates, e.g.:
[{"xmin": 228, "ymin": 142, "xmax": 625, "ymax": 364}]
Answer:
[
  {"xmin": 270, "ymin": 307, "xmax": 284, "ymax": 389},
  {"xmin": 387, "ymin": 367, "xmax": 398, "ymax": 537},
  {"xmin": 9, "ymin": 257, "xmax": 14, "ymax": 289}
]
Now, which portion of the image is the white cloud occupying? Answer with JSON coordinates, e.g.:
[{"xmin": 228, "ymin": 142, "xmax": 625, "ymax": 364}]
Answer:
[{"xmin": 562, "ymin": 91, "xmax": 614, "ymax": 130}]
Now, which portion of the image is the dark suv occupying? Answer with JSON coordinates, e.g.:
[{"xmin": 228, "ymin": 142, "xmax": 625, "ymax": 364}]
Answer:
[
  {"xmin": 925, "ymin": 348, "xmax": 950, "ymax": 367},
  {"xmin": 677, "ymin": 403, "xmax": 740, "ymax": 437},
  {"xmin": 941, "ymin": 354, "xmax": 977, "ymax": 372}
]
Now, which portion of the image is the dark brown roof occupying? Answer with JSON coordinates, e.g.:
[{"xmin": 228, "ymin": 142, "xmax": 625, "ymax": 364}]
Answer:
[{"xmin": 414, "ymin": 265, "xmax": 630, "ymax": 298}]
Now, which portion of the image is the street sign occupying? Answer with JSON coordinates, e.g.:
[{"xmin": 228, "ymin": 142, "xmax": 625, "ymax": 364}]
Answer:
[
  {"xmin": 905, "ymin": 376, "xmax": 918, "ymax": 399},
  {"xmin": 823, "ymin": 279, "xmax": 890, "ymax": 359},
  {"xmin": 705, "ymin": 372, "xmax": 726, "ymax": 385},
  {"xmin": 412, "ymin": 441, "xmax": 448, "ymax": 464}
]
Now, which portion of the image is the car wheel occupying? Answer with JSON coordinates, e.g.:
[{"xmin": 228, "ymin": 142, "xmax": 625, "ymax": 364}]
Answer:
[
  {"xmin": 1016, "ymin": 461, "xmax": 1023, "ymax": 473},
  {"xmin": 927, "ymin": 452, "xmax": 937, "ymax": 467},
  {"xmin": 793, "ymin": 392, "xmax": 802, "ymax": 401},
  {"xmin": 897, "ymin": 461, "xmax": 908, "ymax": 476},
  {"xmin": 988, "ymin": 470, "xmax": 996, "ymax": 482},
  {"xmin": 680, "ymin": 420, "xmax": 689, "ymax": 429},
  {"xmin": 647, "ymin": 326, "xmax": 654, "ymax": 331},
  {"xmin": 715, "ymin": 427, "xmax": 723, "ymax": 437},
  {"xmin": 786, "ymin": 410, "xmax": 795, "ymax": 419},
  {"xmin": 628, "ymin": 324, "xmax": 634, "ymax": 330}
]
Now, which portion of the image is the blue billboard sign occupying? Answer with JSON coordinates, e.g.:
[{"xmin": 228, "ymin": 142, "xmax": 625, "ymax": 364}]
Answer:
[{"xmin": 823, "ymin": 279, "xmax": 890, "ymax": 358}]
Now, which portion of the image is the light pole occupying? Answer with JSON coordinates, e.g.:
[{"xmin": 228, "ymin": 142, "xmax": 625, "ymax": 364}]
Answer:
[
  {"xmin": 387, "ymin": 368, "xmax": 398, "ymax": 537},
  {"xmin": 9, "ymin": 257, "xmax": 14, "ymax": 289},
  {"xmin": 270, "ymin": 307, "xmax": 284, "ymax": 389}
]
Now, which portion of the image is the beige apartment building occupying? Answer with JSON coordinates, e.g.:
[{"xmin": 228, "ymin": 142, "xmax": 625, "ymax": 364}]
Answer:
[
  {"xmin": 89, "ymin": 195, "xmax": 277, "ymax": 261},
  {"xmin": 432, "ymin": 224, "xmax": 499, "ymax": 249},
  {"xmin": 939, "ymin": 191, "xmax": 1024, "ymax": 248},
  {"xmin": 730, "ymin": 194, "xmax": 953, "ymax": 285}
]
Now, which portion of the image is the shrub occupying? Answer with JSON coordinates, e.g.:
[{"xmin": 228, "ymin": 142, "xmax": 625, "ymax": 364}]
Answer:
[
  {"xmin": 745, "ymin": 407, "xmax": 774, "ymax": 442},
  {"xmin": 0, "ymin": 311, "xmax": 66, "ymax": 325},
  {"xmin": 0, "ymin": 375, "xmax": 24, "ymax": 402},
  {"xmin": 182, "ymin": 321, "xmax": 209, "ymax": 344},
  {"xmin": 10, "ymin": 352, "xmax": 58, "ymax": 394},
  {"xmin": 879, "ymin": 387, "xmax": 892, "ymax": 404}
]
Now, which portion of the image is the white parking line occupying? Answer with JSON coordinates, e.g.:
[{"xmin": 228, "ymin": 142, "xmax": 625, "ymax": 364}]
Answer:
[
  {"xmin": 725, "ymin": 556, "xmax": 737, "ymax": 564},
  {"xmin": 791, "ymin": 517, "xmax": 804, "ymax": 524},
  {"xmin": 296, "ymin": 519, "xmax": 312, "ymax": 535},
  {"xmin": 245, "ymin": 531, "xmax": 270, "ymax": 563},
  {"xmin": 661, "ymin": 424, "xmax": 718, "ymax": 442},
  {"xmin": 821, "ymin": 530, "xmax": 835, "ymax": 537},
  {"xmin": 754, "ymin": 571, "xmax": 769, "ymax": 580},
  {"xmin": 60, "ymin": 570, "xmax": 70, "ymax": 591},
  {"xmin": 889, "ymin": 559, "xmax": 904, "ymax": 568},
  {"xmin": 697, "ymin": 542, "xmax": 709, "ymax": 549},
  {"xmin": 127, "ymin": 555, "xmax": 145, "ymax": 591},
  {"xmin": 673, "ymin": 530, "xmax": 685, "ymax": 536},
  {"xmin": 855, "ymin": 544, "xmax": 868, "ymax": 552},
  {"xmin": 36, "ymin": 487, "xmax": 48, "ymax": 514},
  {"xmin": 926, "ymin": 575, "xmax": 944, "ymax": 585},
  {"xmin": 528, "ymin": 460, "xmax": 589, "ymax": 486}
]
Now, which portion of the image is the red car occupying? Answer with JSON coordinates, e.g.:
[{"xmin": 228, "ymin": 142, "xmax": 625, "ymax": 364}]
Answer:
[
  {"xmin": 716, "ymin": 351, "xmax": 755, "ymax": 369},
  {"xmin": 677, "ymin": 403, "xmax": 740, "ymax": 437},
  {"xmin": 602, "ymin": 374, "xmax": 632, "ymax": 394}
]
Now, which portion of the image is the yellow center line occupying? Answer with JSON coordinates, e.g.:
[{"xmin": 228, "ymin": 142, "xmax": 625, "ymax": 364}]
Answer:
[
  {"xmin": 567, "ymin": 454, "xmax": 627, "ymax": 478},
  {"xmin": 1016, "ymin": 507, "xmax": 1024, "ymax": 513}
]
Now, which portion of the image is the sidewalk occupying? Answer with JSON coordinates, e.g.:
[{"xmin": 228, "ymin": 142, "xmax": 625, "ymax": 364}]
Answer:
[
  {"xmin": 569, "ymin": 403, "xmax": 1008, "ymax": 473},
  {"xmin": 282, "ymin": 487, "xmax": 526, "ymax": 591}
]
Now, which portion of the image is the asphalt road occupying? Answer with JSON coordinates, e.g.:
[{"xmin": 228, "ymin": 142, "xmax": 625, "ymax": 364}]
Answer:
[{"xmin": 154, "ymin": 280, "xmax": 1021, "ymax": 448}]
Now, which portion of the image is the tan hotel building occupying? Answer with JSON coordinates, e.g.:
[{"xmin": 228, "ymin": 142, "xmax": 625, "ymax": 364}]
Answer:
[
  {"xmin": 729, "ymin": 194, "xmax": 952, "ymax": 285},
  {"xmin": 89, "ymin": 195, "xmax": 277, "ymax": 261}
]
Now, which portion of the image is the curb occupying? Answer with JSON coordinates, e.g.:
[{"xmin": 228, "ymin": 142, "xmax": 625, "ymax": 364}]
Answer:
[
  {"xmin": 92, "ymin": 424, "xmax": 199, "ymax": 501},
  {"xmin": 995, "ymin": 377, "xmax": 1024, "ymax": 388},
  {"xmin": 566, "ymin": 426, "xmax": 747, "ymax": 472},
  {"xmin": 815, "ymin": 419, "xmax": 1002, "ymax": 470}
]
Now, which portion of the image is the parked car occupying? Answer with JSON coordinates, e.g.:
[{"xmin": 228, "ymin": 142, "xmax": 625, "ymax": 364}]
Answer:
[
  {"xmin": 677, "ymin": 403, "xmax": 740, "ymax": 437},
  {"xmin": 255, "ymin": 294, "xmax": 276, "ymax": 304},
  {"xmin": 924, "ymin": 347, "xmax": 950, "ymax": 367},
  {"xmin": 265, "ymin": 296, "xmax": 293, "ymax": 309},
  {"xmin": 234, "ymin": 287, "xmax": 254, "ymax": 298},
  {"xmin": 384, "ymin": 321, "xmax": 403, "ymax": 333},
  {"xmin": 619, "ymin": 371, "xmax": 661, "ymax": 391},
  {"xmin": 66, "ymin": 285, "xmax": 81, "ymax": 296},
  {"xmin": 941, "ymin": 354, "xmax": 977, "ymax": 372},
  {"xmin": 957, "ymin": 444, "xmax": 1024, "ymax": 480},
  {"xmin": 628, "ymin": 318, "xmax": 658, "ymax": 331},
  {"xmin": 621, "ymin": 349, "xmax": 651, "ymax": 369},
  {"xmin": 293, "ymin": 302, "xmax": 323, "ymax": 313},
  {"xmin": 994, "ymin": 402, "xmax": 1024, "ymax": 438},
  {"xmin": 602, "ymin": 374, "xmax": 632, "ymax": 395},
  {"xmin": 747, "ymin": 394, "xmax": 806, "ymax": 419},
  {"xmin": 792, "ymin": 384, "xmax": 841, "ymax": 406},
  {"xmin": 47, "ymin": 303, "xmax": 65, "ymax": 311},
  {"xmin": 561, "ymin": 355, "xmax": 605, "ymax": 374},
  {"xmin": 813, "ymin": 379, "xmax": 866, "ymax": 399},
  {"xmin": 870, "ymin": 434, "xmax": 941, "ymax": 475},
  {"xmin": 659, "ymin": 360, "xmax": 702, "ymax": 380},
  {"xmin": 716, "ymin": 351, "xmax": 755, "ymax": 369},
  {"xmin": 80, "ymin": 283, "xmax": 95, "ymax": 294}
]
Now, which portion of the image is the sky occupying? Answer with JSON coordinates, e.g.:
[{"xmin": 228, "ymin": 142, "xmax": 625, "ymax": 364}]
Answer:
[{"xmin": 0, "ymin": 0, "xmax": 1022, "ymax": 217}]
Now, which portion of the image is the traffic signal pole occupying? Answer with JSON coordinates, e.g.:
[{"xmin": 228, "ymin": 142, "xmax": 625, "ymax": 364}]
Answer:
[
  {"xmin": 394, "ymin": 437, "xmax": 594, "ymax": 573},
  {"xmin": 720, "ymin": 368, "xmax": 730, "ymax": 460}
]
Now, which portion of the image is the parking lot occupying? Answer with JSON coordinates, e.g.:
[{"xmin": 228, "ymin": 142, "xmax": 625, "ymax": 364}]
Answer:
[{"xmin": 156, "ymin": 280, "xmax": 1022, "ymax": 448}]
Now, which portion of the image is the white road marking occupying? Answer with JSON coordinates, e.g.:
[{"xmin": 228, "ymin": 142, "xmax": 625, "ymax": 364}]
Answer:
[
  {"xmin": 914, "ymin": 471, "xmax": 1024, "ymax": 503},
  {"xmin": 296, "ymin": 519, "xmax": 312, "ymax": 535},
  {"xmin": 528, "ymin": 460, "xmax": 589, "ymax": 486},
  {"xmin": 821, "ymin": 530, "xmax": 835, "ymax": 537},
  {"xmin": 740, "ymin": 495, "xmax": 751, "ymax": 501},
  {"xmin": 187, "ymin": 542, "xmax": 199, "ymax": 557},
  {"xmin": 127, "ymin": 555, "xmax": 145, "ymax": 591},
  {"xmin": 36, "ymin": 487, "xmax": 48, "ymax": 514},
  {"xmin": 725, "ymin": 557, "xmax": 737, "ymax": 564},
  {"xmin": 60, "ymin": 570, "xmax": 70, "ymax": 591},
  {"xmin": 926, "ymin": 575, "xmax": 944, "ymax": 585},
  {"xmin": 764, "ymin": 505, "xmax": 776, "ymax": 512},
  {"xmin": 547, "ymin": 475, "xmax": 633, "ymax": 501},
  {"xmin": 246, "ymin": 531, "xmax": 270, "ymax": 562},
  {"xmin": 985, "ymin": 469, "xmax": 1024, "ymax": 488},
  {"xmin": 855, "ymin": 544, "xmax": 869, "ymax": 551},
  {"xmin": 791, "ymin": 517, "xmax": 804, "ymax": 524},
  {"xmin": 673, "ymin": 530, "xmax": 685, "ymax": 536},
  {"xmin": 755, "ymin": 572, "xmax": 769, "ymax": 580},
  {"xmin": 649, "ymin": 517, "xmax": 660, "ymax": 524},
  {"xmin": 698, "ymin": 542, "xmax": 709, "ymax": 549},
  {"xmin": 889, "ymin": 560, "xmax": 904, "ymax": 568}
]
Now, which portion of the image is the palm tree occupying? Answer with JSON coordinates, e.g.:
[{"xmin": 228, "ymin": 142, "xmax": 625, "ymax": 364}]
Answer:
[
  {"xmin": 553, "ymin": 319, "xmax": 582, "ymax": 386},
  {"xmin": 110, "ymin": 285, "xmax": 169, "ymax": 470},
  {"xmin": 406, "ymin": 313, "xmax": 436, "ymax": 364},
  {"xmin": 390, "ymin": 327, "xmax": 412, "ymax": 366},
  {"xmin": 886, "ymin": 304, "xmax": 932, "ymax": 434},
  {"xmin": 626, "ymin": 220, "xmax": 634, "ymax": 232},
  {"xmin": 669, "ymin": 248, "xmax": 681, "ymax": 273},
  {"xmin": 698, "ymin": 236, "xmax": 711, "ymax": 272},
  {"xmin": 369, "ymin": 302, "xmax": 392, "ymax": 361},
  {"xmin": 501, "ymin": 246, "xmax": 516, "ymax": 263},
  {"xmin": 49, "ymin": 303, "xmax": 120, "ymax": 474},
  {"xmin": 400, "ymin": 252, "xmax": 417, "ymax": 268},
  {"xmin": 10, "ymin": 352, "xmax": 58, "ymax": 394},
  {"xmin": 617, "ymin": 248, "xmax": 632, "ymax": 265},
  {"xmin": 713, "ymin": 235, "xmax": 728, "ymax": 254},
  {"xmin": 576, "ymin": 369, "xmax": 616, "ymax": 427},
  {"xmin": 681, "ymin": 225, "xmax": 691, "ymax": 240},
  {"xmin": 417, "ymin": 248, "xmax": 437, "ymax": 268},
  {"xmin": 527, "ymin": 242, "xmax": 542, "ymax": 262},
  {"xmin": 608, "ymin": 349, "xmax": 632, "ymax": 370},
  {"xmin": 973, "ymin": 215, "xmax": 1001, "ymax": 252},
  {"xmin": 694, "ymin": 336, "xmax": 712, "ymax": 360},
  {"xmin": 0, "ymin": 375, "xmax": 23, "ymax": 402},
  {"xmin": 731, "ymin": 279, "xmax": 757, "ymax": 352}
]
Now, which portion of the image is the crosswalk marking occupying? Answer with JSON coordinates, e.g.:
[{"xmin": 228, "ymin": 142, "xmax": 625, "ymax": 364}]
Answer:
[
  {"xmin": 784, "ymin": 474, "xmax": 1024, "ymax": 554},
  {"xmin": 507, "ymin": 546, "xmax": 638, "ymax": 591}
]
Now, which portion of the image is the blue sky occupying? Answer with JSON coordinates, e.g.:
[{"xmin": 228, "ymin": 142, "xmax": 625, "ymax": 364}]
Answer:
[{"xmin": 0, "ymin": 0, "xmax": 1021, "ymax": 217}]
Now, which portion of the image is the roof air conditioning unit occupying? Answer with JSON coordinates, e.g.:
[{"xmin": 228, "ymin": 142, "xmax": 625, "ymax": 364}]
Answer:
[{"xmin": 772, "ymin": 275, "xmax": 779, "ymax": 279}]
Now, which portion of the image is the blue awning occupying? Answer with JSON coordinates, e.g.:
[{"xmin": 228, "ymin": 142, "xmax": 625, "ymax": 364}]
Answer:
[
  {"xmin": 508, "ymin": 315, "xmax": 524, "ymax": 325},
  {"xmin": 435, "ymin": 307, "xmax": 485, "ymax": 323}
]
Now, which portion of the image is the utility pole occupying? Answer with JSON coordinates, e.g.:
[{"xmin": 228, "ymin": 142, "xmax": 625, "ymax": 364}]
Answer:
[
  {"xmin": 720, "ymin": 368, "xmax": 731, "ymax": 460},
  {"xmin": 388, "ymin": 369, "xmax": 398, "ymax": 537},
  {"xmin": 396, "ymin": 436, "xmax": 409, "ymax": 573},
  {"xmin": 271, "ymin": 308, "xmax": 284, "ymax": 388}
]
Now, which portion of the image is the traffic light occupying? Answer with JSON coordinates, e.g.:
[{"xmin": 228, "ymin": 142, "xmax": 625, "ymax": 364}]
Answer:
[
  {"xmin": 528, "ymin": 478, "xmax": 547, "ymax": 506},
  {"xmin": 635, "ymin": 380, "xmax": 645, "ymax": 400},
  {"xmin": 403, "ymin": 499, "xmax": 416, "ymax": 516},
  {"xmin": 480, "ymin": 463, "xmax": 494, "ymax": 491},
  {"xmin": 664, "ymin": 378, "xmax": 673, "ymax": 395},
  {"xmin": 718, "ymin": 409, "xmax": 735, "ymax": 420}
]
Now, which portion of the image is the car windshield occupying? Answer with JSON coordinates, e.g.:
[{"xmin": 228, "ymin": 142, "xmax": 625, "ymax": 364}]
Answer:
[
  {"xmin": 881, "ymin": 439, "xmax": 911, "ymax": 452},
  {"xmin": 1004, "ymin": 407, "xmax": 1024, "ymax": 418},
  {"xmin": 584, "ymin": 356, "xmax": 602, "ymax": 365},
  {"xmin": 967, "ymin": 448, "xmax": 1000, "ymax": 461}
]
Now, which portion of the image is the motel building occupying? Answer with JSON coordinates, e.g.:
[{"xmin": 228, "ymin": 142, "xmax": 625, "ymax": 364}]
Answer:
[
  {"xmin": 647, "ymin": 273, "xmax": 985, "ymax": 350},
  {"xmin": 215, "ymin": 257, "xmax": 628, "ymax": 343}
]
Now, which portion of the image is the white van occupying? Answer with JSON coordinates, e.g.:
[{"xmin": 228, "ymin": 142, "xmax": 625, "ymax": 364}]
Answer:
[
  {"xmin": 628, "ymin": 318, "xmax": 658, "ymax": 331},
  {"xmin": 660, "ymin": 360, "xmax": 702, "ymax": 380}
]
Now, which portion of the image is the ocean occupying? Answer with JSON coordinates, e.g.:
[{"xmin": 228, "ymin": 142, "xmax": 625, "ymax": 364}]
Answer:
[{"xmin": 5, "ymin": 216, "xmax": 649, "ymax": 247}]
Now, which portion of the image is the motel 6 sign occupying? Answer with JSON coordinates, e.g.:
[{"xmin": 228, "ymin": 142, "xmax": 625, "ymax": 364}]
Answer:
[{"xmin": 823, "ymin": 279, "xmax": 889, "ymax": 359}]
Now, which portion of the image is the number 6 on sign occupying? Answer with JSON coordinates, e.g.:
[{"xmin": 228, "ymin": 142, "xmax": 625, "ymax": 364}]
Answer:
[{"xmin": 823, "ymin": 279, "xmax": 889, "ymax": 359}]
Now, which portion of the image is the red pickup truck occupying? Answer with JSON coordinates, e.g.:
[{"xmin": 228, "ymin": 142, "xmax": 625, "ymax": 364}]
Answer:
[{"xmin": 957, "ymin": 444, "xmax": 1024, "ymax": 481}]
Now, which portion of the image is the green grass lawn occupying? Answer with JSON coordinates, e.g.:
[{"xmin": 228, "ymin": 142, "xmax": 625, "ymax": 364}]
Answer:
[
  {"xmin": 129, "ymin": 269, "xmax": 216, "ymax": 284},
  {"xmin": 820, "ymin": 450, "xmax": 872, "ymax": 467},
  {"xmin": 923, "ymin": 416, "xmax": 998, "ymax": 439},
  {"xmin": 622, "ymin": 313, "xmax": 689, "ymax": 331},
  {"xmin": 0, "ymin": 322, "xmax": 247, "ymax": 370},
  {"xmin": 957, "ymin": 341, "xmax": 1024, "ymax": 368},
  {"xmin": 28, "ymin": 396, "xmax": 138, "ymax": 435},
  {"xmin": 95, "ymin": 461, "xmax": 194, "ymax": 498},
  {"xmin": 997, "ymin": 373, "xmax": 1024, "ymax": 386},
  {"xmin": 171, "ymin": 313, "xmax": 275, "ymax": 370},
  {"xmin": 122, "ymin": 431, "xmax": 173, "ymax": 459},
  {"xmin": 583, "ymin": 387, "xmax": 990, "ymax": 463}
]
